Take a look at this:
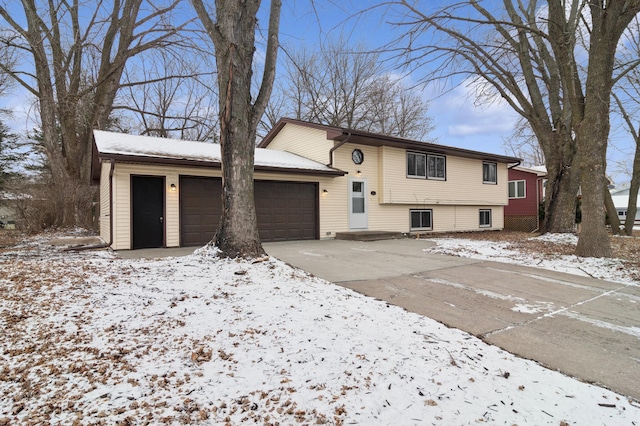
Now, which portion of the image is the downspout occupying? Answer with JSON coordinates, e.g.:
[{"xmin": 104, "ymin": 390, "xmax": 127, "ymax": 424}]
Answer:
[
  {"xmin": 532, "ymin": 176, "xmax": 542, "ymax": 233},
  {"xmin": 64, "ymin": 160, "xmax": 115, "ymax": 251},
  {"xmin": 328, "ymin": 132, "xmax": 352, "ymax": 167}
]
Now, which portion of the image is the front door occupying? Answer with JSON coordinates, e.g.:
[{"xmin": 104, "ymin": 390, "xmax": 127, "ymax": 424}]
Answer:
[
  {"xmin": 132, "ymin": 176, "xmax": 164, "ymax": 249},
  {"xmin": 349, "ymin": 178, "xmax": 368, "ymax": 230}
]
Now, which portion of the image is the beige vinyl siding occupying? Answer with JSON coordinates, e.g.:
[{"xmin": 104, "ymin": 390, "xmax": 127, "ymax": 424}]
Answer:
[
  {"xmin": 320, "ymin": 143, "xmax": 506, "ymax": 234},
  {"xmin": 378, "ymin": 146, "xmax": 508, "ymax": 206},
  {"xmin": 109, "ymin": 162, "xmax": 339, "ymax": 249},
  {"xmin": 264, "ymin": 124, "xmax": 334, "ymax": 164},
  {"xmin": 99, "ymin": 162, "xmax": 111, "ymax": 243}
]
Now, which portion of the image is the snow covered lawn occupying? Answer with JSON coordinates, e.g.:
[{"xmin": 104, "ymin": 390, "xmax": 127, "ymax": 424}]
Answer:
[
  {"xmin": 1, "ymin": 232, "xmax": 639, "ymax": 425},
  {"xmin": 425, "ymin": 232, "xmax": 640, "ymax": 285}
]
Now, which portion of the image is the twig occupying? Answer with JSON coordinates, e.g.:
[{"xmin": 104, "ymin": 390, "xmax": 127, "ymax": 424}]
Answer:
[{"xmin": 446, "ymin": 349, "xmax": 459, "ymax": 367}]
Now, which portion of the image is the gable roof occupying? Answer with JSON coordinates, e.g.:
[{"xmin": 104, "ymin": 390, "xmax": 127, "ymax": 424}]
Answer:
[
  {"xmin": 259, "ymin": 118, "xmax": 522, "ymax": 164},
  {"xmin": 92, "ymin": 130, "xmax": 346, "ymax": 183}
]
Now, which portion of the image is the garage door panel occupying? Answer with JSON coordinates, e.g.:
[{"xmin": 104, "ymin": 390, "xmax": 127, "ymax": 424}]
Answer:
[
  {"xmin": 180, "ymin": 176, "xmax": 222, "ymax": 246},
  {"xmin": 180, "ymin": 178, "xmax": 318, "ymax": 245}
]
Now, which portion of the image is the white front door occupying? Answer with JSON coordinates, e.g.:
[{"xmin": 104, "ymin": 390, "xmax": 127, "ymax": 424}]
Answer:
[{"xmin": 349, "ymin": 178, "xmax": 368, "ymax": 229}]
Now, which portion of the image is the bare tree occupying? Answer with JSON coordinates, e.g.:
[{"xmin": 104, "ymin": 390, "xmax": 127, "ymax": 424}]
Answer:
[
  {"xmin": 190, "ymin": 0, "xmax": 282, "ymax": 258},
  {"xmin": 390, "ymin": 2, "xmax": 581, "ymax": 236},
  {"xmin": 503, "ymin": 118, "xmax": 545, "ymax": 167},
  {"xmin": 391, "ymin": 0, "xmax": 640, "ymax": 257},
  {"xmin": 0, "ymin": 0, "xmax": 186, "ymax": 228},
  {"xmin": 117, "ymin": 49, "xmax": 219, "ymax": 141},
  {"xmin": 280, "ymin": 39, "xmax": 434, "ymax": 140}
]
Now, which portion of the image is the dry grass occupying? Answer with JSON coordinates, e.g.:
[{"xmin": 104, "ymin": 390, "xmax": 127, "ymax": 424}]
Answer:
[
  {"xmin": 430, "ymin": 229, "xmax": 640, "ymax": 264},
  {"xmin": 0, "ymin": 231, "xmax": 23, "ymax": 249}
]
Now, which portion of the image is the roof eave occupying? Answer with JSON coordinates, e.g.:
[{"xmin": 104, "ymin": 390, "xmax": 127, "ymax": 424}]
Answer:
[{"xmin": 96, "ymin": 152, "xmax": 346, "ymax": 177}]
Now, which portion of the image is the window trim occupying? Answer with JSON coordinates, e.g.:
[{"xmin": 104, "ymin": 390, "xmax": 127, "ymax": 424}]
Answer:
[
  {"xmin": 479, "ymin": 209, "xmax": 492, "ymax": 228},
  {"xmin": 483, "ymin": 162, "xmax": 497, "ymax": 184},
  {"xmin": 410, "ymin": 209, "xmax": 433, "ymax": 231},
  {"xmin": 508, "ymin": 180, "xmax": 526, "ymax": 199},
  {"xmin": 407, "ymin": 151, "xmax": 446, "ymax": 180}
]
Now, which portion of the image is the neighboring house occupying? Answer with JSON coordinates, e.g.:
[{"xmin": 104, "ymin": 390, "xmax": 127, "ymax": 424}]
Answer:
[
  {"xmin": 610, "ymin": 187, "xmax": 640, "ymax": 225},
  {"xmin": 0, "ymin": 192, "xmax": 19, "ymax": 229},
  {"xmin": 92, "ymin": 118, "xmax": 520, "ymax": 250},
  {"xmin": 504, "ymin": 165, "xmax": 546, "ymax": 232}
]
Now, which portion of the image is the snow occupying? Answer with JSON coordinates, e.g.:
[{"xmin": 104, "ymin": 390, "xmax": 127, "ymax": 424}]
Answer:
[
  {"xmin": 426, "ymin": 233, "xmax": 637, "ymax": 285},
  {"xmin": 1, "ymin": 232, "xmax": 639, "ymax": 425},
  {"xmin": 93, "ymin": 130, "xmax": 339, "ymax": 173}
]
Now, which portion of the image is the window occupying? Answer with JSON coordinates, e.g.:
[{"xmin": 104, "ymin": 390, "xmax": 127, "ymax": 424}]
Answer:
[
  {"xmin": 483, "ymin": 162, "xmax": 497, "ymax": 184},
  {"xmin": 407, "ymin": 152, "xmax": 445, "ymax": 180},
  {"xmin": 410, "ymin": 209, "xmax": 433, "ymax": 230},
  {"xmin": 427, "ymin": 155, "xmax": 446, "ymax": 179},
  {"xmin": 407, "ymin": 152, "xmax": 426, "ymax": 178},
  {"xmin": 479, "ymin": 209, "xmax": 492, "ymax": 227},
  {"xmin": 508, "ymin": 180, "xmax": 526, "ymax": 198}
]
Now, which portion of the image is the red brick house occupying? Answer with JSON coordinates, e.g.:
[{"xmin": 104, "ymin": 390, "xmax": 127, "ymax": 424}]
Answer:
[{"xmin": 505, "ymin": 166, "xmax": 546, "ymax": 232}]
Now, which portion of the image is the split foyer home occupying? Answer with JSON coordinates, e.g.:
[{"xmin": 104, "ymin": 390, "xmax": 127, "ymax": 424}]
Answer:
[{"xmin": 92, "ymin": 118, "xmax": 521, "ymax": 250}]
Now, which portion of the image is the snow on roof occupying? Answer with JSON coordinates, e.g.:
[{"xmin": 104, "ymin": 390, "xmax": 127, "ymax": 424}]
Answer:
[
  {"xmin": 93, "ymin": 130, "xmax": 338, "ymax": 173},
  {"xmin": 513, "ymin": 165, "xmax": 547, "ymax": 176}
]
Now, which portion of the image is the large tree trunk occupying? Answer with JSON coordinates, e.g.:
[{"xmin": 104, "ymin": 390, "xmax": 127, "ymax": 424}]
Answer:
[
  {"xmin": 571, "ymin": 1, "xmax": 639, "ymax": 257},
  {"xmin": 214, "ymin": 48, "xmax": 264, "ymax": 257},
  {"xmin": 1, "ymin": 0, "xmax": 181, "ymax": 230},
  {"xmin": 192, "ymin": 0, "xmax": 281, "ymax": 258},
  {"xmin": 575, "ymin": 135, "xmax": 610, "ymax": 257},
  {"xmin": 535, "ymin": 126, "xmax": 580, "ymax": 234},
  {"xmin": 541, "ymin": 158, "xmax": 580, "ymax": 234}
]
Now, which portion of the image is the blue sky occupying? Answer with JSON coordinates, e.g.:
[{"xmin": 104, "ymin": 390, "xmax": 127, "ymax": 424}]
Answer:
[
  {"xmin": 270, "ymin": 1, "xmax": 635, "ymax": 185},
  {"xmin": 271, "ymin": 1, "xmax": 523, "ymax": 158},
  {"xmin": 1, "ymin": 0, "xmax": 634, "ymax": 184}
]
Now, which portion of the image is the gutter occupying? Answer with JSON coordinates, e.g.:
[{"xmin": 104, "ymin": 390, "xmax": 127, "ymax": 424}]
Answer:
[
  {"xmin": 64, "ymin": 160, "xmax": 115, "ymax": 252},
  {"xmin": 328, "ymin": 132, "xmax": 352, "ymax": 167},
  {"xmin": 508, "ymin": 160, "xmax": 522, "ymax": 169}
]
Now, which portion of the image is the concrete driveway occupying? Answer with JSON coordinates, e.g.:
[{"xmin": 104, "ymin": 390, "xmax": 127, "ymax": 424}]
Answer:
[{"xmin": 264, "ymin": 239, "xmax": 640, "ymax": 401}]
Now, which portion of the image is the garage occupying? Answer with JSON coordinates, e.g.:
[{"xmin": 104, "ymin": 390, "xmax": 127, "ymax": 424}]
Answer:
[
  {"xmin": 179, "ymin": 176, "xmax": 318, "ymax": 246},
  {"xmin": 179, "ymin": 176, "xmax": 222, "ymax": 247},
  {"xmin": 255, "ymin": 180, "xmax": 318, "ymax": 242}
]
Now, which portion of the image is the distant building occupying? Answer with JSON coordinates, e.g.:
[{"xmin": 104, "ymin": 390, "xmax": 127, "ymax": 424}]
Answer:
[
  {"xmin": 0, "ymin": 192, "xmax": 18, "ymax": 229},
  {"xmin": 610, "ymin": 187, "xmax": 640, "ymax": 225}
]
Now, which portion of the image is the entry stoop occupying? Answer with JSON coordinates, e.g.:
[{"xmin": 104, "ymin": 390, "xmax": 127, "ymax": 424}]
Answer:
[{"xmin": 335, "ymin": 231, "xmax": 405, "ymax": 241}]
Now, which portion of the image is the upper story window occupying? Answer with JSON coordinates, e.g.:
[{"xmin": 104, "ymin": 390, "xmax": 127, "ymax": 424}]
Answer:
[
  {"xmin": 508, "ymin": 180, "xmax": 526, "ymax": 198},
  {"xmin": 407, "ymin": 152, "xmax": 446, "ymax": 180},
  {"xmin": 483, "ymin": 162, "xmax": 497, "ymax": 184}
]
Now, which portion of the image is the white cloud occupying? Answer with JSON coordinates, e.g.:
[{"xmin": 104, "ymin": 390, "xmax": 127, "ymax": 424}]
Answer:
[{"xmin": 437, "ymin": 78, "xmax": 519, "ymax": 137}]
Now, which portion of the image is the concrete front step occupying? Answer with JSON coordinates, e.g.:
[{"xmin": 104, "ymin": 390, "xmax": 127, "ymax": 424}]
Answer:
[{"xmin": 335, "ymin": 231, "xmax": 405, "ymax": 241}]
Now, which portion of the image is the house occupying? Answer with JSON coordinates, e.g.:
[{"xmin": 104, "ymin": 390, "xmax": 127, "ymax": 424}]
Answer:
[
  {"xmin": 0, "ymin": 192, "xmax": 19, "ymax": 229},
  {"xmin": 92, "ymin": 118, "xmax": 521, "ymax": 250},
  {"xmin": 610, "ymin": 187, "xmax": 640, "ymax": 225},
  {"xmin": 504, "ymin": 165, "xmax": 546, "ymax": 232}
]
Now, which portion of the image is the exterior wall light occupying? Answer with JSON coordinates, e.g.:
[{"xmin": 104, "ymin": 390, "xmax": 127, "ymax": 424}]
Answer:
[
  {"xmin": 170, "ymin": 183, "xmax": 177, "ymax": 192},
  {"xmin": 356, "ymin": 170, "xmax": 362, "ymax": 177},
  {"xmin": 322, "ymin": 189, "xmax": 328, "ymax": 195}
]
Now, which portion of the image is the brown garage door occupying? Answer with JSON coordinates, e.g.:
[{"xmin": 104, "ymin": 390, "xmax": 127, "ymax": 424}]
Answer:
[
  {"xmin": 255, "ymin": 181, "xmax": 318, "ymax": 242},
  {"xmin": 180, "ymin": 176, "xmax": 222, "ymax": 246},
  {"xmin": 179, "ymin": 177, "xmax": 318, "ymax": 246}
]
